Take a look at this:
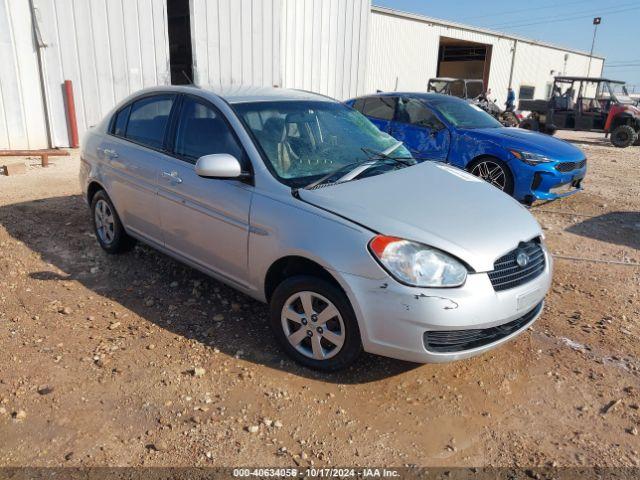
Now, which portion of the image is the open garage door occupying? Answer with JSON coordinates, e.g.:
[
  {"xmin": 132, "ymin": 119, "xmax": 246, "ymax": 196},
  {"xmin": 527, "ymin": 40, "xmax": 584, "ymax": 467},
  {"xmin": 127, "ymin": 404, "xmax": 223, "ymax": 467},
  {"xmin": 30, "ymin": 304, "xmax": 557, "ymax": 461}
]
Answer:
[{"xmin": 437, "ymin": 37, "xmax": 492, "ymax": 92}]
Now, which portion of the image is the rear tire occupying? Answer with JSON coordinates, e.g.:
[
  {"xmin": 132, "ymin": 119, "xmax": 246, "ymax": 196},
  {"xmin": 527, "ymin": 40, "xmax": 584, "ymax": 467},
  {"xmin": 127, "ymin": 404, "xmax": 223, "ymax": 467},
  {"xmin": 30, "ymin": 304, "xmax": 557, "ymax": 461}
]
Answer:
[
  {"xmin": 611, "ymin": 124, "xmax": 637, "ymax": 148},
  {"xmin": 468, "ymin": 157, "xmax": 515, "ymax": 196},
  {"xmin": 269, "ymin": 275, "xmax": 363, "ymax": 371},
  {"xmin": 91, "ymin": 190, "xmax": 136, "ymax": 254}
]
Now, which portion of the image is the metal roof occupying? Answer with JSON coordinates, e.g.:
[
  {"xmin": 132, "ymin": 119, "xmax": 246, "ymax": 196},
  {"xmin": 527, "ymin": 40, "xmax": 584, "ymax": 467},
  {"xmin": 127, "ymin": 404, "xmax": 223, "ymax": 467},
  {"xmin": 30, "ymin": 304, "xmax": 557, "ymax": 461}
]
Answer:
[
  {"xmin": 554, "ymin": 76, "xmax": 624, "ymax": 83},
  {"xmin": 372, "ymin": 5, "xmax": 606, "ymax": 60}
]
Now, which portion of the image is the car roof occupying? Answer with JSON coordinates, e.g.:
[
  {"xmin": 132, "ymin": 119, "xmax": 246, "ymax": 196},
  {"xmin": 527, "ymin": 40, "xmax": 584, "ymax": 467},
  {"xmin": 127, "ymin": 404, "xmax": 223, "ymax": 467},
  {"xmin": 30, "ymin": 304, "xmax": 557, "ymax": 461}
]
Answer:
[
  {"xmin": 126, "ymin": 85, "xmax": 337, "ymax": 105},
  {"xmin": 352, "ymin": 92, "xmax": 461, "ymax": 102},
  {"xmin": 196, "ymin": 85, "xmax": 336, "ymax": 104}
]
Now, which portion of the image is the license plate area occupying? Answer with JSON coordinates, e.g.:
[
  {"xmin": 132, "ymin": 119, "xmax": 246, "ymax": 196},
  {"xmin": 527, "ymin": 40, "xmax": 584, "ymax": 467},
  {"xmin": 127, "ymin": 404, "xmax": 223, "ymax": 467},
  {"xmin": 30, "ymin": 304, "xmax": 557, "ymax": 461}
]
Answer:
[{"xmin": 517, "ymin": 287, "xmax": 542, "ymax": 311}]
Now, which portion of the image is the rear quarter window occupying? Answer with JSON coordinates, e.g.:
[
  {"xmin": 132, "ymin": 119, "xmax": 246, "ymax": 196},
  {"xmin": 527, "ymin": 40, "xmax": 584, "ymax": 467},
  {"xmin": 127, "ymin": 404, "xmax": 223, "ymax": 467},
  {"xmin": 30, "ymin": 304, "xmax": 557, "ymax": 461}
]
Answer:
[
  {"xmin": 362, "ymin": 97, "xmax": 396, "ymax": 121},
  {"xmin": 112, "ymin": 105, "xmax": 131, "ymax": 137}
]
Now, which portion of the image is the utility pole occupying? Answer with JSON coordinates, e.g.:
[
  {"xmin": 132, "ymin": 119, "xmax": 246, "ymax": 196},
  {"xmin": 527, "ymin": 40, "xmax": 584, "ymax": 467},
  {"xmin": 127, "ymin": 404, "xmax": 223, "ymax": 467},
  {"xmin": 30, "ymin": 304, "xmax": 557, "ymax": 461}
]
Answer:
[{"xmin": 587, "ymin": 17, "xmax": 601, "ymax": 76}]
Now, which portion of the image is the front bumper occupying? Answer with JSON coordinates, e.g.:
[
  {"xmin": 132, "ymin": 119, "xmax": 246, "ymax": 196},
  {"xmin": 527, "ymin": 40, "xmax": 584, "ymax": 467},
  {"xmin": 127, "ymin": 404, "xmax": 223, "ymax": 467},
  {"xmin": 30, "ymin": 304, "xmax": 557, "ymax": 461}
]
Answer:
[
  {"xmin": 511, "ymin": 160, "xmax": 587, "ymax": 203},
  {"xmin": 339, "ymin": 247, "xmax": 553, "ymax": 363}
]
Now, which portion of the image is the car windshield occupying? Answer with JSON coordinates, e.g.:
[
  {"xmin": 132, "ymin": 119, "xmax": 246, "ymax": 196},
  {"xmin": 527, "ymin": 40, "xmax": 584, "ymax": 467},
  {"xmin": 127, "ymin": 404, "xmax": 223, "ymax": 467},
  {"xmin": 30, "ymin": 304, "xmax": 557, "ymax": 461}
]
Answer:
[
  {"xmin": 233, "ymin": 101, "xmax": 413, "ymax": 187},
  {"xmin": 609, "ymin": 83, "xmax": 635, "ymax": 105},
  {"xmin": 429, "ymin": 96, "xmax": 502, "ymax": 129}
]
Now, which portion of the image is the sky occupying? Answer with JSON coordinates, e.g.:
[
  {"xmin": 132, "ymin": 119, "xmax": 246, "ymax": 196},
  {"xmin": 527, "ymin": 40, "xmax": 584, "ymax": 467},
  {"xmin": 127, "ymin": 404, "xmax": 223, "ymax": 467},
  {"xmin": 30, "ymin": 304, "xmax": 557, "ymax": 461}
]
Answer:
[{"xmin": 374, "ymin": 0, "xmax": 640, "ymax": 91}]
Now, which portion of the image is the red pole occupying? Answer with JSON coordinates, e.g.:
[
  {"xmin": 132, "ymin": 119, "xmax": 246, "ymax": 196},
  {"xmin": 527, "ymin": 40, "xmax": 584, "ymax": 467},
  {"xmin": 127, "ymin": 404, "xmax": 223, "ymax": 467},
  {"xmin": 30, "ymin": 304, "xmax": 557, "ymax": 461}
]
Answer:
[{"xmin": 64, "ymin": 80, "xmax": 79, "ymax": 148}]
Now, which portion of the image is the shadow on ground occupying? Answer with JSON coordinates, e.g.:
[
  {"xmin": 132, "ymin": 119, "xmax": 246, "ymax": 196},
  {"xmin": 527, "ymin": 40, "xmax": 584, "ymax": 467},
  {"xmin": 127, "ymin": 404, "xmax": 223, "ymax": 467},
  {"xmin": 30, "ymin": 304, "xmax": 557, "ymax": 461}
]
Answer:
[
  {"xmin": 566, "ymin": 211, "xmax": 640, "ymax": 251},
  {"xmin": 0, "ymin": 195, "xmax": 418, "ymax": 384}
]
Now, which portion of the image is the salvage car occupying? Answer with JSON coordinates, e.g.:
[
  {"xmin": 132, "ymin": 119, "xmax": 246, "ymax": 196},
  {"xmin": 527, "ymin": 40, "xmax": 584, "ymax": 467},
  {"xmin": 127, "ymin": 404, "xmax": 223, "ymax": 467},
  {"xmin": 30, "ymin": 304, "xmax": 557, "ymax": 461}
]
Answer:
[
  {"xmin": 347, "ymin": 92, "xmax": 587, "ymax": 204},
  {"xmin": 81, "ymin": 86, "xmax": 552, "ymax": 371}
]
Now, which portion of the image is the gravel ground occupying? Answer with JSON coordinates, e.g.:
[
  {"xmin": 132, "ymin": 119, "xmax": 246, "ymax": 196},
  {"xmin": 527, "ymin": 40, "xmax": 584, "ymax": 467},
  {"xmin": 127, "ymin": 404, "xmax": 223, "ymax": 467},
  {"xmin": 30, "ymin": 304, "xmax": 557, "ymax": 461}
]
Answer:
[{"xmin": 0, "ymin": 133, "xmax": 639, "ymax": 468}]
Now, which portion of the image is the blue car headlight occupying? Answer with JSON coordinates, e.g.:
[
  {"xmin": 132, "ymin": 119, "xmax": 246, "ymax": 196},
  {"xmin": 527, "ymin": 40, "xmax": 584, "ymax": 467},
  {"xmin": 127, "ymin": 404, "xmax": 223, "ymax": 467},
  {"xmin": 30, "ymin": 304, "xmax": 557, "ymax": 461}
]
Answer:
[{"xmin": 509, "ymin": 150, "xmax": 553, "ymax": 166}]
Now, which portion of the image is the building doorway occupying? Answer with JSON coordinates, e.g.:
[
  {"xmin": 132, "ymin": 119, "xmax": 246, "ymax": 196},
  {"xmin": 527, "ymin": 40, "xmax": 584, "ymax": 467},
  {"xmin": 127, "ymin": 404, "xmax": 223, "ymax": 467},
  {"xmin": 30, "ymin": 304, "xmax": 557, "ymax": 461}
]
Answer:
[
  {"xmin": 167, "ymin": 0, "xmax": 193, "ymax": 85},
  {"xmin": 437, "ymin": 37, "xmax": 492, "ymax": 91}
]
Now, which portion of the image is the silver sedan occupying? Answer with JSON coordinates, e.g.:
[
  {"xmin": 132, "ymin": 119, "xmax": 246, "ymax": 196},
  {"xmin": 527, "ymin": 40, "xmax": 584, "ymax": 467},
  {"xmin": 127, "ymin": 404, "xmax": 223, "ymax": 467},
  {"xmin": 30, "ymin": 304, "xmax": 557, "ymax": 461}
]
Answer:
[{"xmin": 80, "ymin": 85, "xmax": 552, "ymax": 371}]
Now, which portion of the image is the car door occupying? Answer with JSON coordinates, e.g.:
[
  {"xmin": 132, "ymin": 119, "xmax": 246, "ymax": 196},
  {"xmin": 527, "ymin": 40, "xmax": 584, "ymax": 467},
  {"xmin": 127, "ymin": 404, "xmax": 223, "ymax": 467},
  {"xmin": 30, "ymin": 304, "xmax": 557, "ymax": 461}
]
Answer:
[
  {"xmin": 96, "ymin": 93, "xmax": 176, "ymax": 245},
  {"xmin": 388, "ymin": 97, "xmax": 450, "ymax": 161},
  {"xmin": 360, "ymin": 96, "xmax": 397, "ymax": 133},
  {"xmin": 155, "ymin": 94, "xmax": 253, "ymax": 288}
]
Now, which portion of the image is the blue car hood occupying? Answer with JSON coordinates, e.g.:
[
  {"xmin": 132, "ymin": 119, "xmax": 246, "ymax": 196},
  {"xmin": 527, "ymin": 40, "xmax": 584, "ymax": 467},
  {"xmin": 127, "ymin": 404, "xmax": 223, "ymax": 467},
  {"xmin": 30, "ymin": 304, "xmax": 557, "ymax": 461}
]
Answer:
[{"xmin": 461, "ymin": 127, "xmax": 585, "ymax": 161}]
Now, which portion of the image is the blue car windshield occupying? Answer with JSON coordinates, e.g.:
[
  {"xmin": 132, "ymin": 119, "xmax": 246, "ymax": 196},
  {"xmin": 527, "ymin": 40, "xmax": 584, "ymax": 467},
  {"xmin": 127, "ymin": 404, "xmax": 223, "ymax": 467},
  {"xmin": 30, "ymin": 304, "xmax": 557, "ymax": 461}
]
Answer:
[
  {"xmin": 233, "ymin": 101, "xmax": 412, "ymax": 187},
  {"xmin": 430, "ymin": 97, "xmax": 502, "ymax": 129}
]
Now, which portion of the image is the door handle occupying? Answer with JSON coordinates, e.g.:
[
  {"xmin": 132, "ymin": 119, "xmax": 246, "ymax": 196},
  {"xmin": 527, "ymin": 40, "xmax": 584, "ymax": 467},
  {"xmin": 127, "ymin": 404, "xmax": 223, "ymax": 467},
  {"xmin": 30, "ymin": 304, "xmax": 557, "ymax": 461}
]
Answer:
[{"xmin": 161, "ymin": 170, "xmax": 183, "ymax": 184}]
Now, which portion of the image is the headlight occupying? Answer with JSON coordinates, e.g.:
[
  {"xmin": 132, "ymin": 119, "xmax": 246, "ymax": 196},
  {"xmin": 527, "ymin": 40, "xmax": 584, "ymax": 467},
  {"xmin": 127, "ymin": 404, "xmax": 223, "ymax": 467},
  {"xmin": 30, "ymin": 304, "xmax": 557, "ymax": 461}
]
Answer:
[
  {"xmin": 369, "ymin": 235, "xmax": 467, "ymax": 288},
  {"xmin": 509, "ymin": 150, "xmax": 553, "ymax": 165}
]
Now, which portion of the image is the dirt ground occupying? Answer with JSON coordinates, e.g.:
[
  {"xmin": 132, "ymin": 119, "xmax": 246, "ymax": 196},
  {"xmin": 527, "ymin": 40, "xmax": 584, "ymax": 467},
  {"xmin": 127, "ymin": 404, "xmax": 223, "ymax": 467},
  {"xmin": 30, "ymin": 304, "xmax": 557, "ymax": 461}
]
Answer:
[{"xmin": 0, "ymin": 131, "xmax": 639, "ymax": 469}]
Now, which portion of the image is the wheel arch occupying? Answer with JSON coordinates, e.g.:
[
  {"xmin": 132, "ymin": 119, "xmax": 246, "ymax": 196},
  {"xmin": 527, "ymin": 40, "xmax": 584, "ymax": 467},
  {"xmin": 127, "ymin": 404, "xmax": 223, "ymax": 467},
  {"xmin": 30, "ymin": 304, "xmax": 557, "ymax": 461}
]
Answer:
[
  {"xmin": 264, "ymin": 255, "xmax": 347, "ymax": 303},
  {"xmin": 87, "ymin": 180, "xmax": 106, "ymax": 204},
  {"xmin": 610, "ymin": 113, "xmax": 638, "ymax": 131},
  {"xmin": 468, "ymin": 153, "xmax": 512, "ymax": 170}
]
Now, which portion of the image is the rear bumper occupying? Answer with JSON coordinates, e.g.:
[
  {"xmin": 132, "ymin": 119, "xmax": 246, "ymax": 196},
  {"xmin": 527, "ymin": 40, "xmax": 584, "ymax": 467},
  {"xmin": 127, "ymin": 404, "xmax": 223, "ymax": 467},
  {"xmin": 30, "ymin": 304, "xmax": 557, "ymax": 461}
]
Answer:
[{"xmin": 338, "ymin": 247, "xmax": 553, "ymax": 363}]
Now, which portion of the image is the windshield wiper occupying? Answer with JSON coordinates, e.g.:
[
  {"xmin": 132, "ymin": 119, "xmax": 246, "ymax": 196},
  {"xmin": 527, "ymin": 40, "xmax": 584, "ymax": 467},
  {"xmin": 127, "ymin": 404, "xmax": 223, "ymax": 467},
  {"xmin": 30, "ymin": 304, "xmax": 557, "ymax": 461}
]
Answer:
[
  {"xmin": 361, "ymin": 145, "xmax": 415, "ymax": 165},
  {"xmin": 303, "ymin": 158, "xmax": 380, "ymax": 190},
  {"xmin": 303, "ymin": 142, "xmax": 407, "ymax": 190}
]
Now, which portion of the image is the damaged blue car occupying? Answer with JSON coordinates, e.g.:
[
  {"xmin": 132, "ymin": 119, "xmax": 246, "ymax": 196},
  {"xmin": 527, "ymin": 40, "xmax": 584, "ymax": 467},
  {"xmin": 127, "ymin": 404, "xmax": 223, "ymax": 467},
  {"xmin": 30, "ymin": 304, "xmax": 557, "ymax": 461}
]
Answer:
[{"xmin": 347, "ymin": 92, "xmax": 587, "ymax": 204}]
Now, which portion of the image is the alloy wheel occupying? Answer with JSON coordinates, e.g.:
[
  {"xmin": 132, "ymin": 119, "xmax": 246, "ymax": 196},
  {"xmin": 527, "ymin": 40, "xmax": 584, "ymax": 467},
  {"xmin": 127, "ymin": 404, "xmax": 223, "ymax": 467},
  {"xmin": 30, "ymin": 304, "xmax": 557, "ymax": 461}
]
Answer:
[
  {"xmin": 94, "ymin": 199, "xmax": 115, "ymax": 245},
  {"xmin": 281, "ymin": 291, "xmax": 345, "ymax": 360},
  {"xmin": 471, "ymin": 160, "xmax": 507, "ymax": 190}
]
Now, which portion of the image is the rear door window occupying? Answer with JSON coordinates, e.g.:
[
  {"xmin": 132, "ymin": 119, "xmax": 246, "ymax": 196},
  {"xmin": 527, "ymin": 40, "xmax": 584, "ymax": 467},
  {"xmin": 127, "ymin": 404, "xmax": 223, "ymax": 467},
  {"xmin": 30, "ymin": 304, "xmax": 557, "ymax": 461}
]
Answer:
[
  {"xmin": 124, "ymin": 95, "xmax": 175, "ymax": 150},
  {"xmin": 362, "ymin": 97, "xmax": 397, "ymax": 120}
]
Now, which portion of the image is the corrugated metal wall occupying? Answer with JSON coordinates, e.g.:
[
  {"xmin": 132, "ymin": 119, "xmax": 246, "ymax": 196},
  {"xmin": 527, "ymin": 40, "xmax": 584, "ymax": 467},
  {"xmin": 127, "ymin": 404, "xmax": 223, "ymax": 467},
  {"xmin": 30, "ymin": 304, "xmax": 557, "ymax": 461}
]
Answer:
[
  {"xmin": 190, "ymin": 0, "xmax": 282, "ymax": 88},
  {"xmin": 1, "ymin": 1, "xmax": 608, "ymax": 150},
  {"xmin": 367, "ymin": 9, "xmax": 604, "ymax": 107},
  {"xmin": 366, "ymin": 10, "xmax": 514, "ymax": 104},
  {"xmin": 190, "ymin": 0, "xmax": 370, "ymax": 100},
  {"xmin": 33, "ymin": 0, "xmax": 171, "ymax": 148},
  {"xmin": 0, "ymin": 0, "xmax": 48, "ymax": 150},
  {"xmin": 511, "ymin": 42, "xmax": 605, "ymax": 101},
  {"xmin": 280, "ymin": 0, "xmax": 370, "ymax": 99}
]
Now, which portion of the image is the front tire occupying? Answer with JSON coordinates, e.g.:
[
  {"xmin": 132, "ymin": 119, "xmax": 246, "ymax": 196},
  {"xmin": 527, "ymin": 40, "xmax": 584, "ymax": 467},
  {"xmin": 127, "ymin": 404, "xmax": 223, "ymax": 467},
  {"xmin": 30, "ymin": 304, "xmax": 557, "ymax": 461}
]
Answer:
[
  {"xmin": 91, "ymin": 190, "xmax": 136, "ymax": 254},
  {"xmin": 611, "ymin": 124, "xmax": 637, "ymax": 148},
  {"xmin": 468, "ymin": 157, "xmax": 515, "ymax": 195},
  {"xmin": 269, "ymin": 276, "xmax": 363, "ymax": 371}
]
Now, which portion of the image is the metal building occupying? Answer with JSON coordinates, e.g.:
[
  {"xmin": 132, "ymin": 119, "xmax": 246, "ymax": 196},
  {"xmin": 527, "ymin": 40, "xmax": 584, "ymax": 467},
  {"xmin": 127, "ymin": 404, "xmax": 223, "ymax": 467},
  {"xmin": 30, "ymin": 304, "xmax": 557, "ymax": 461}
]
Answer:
[
  {"xmin": 367, "ymin": 6, "xmax": 605, "ymax": 107},
  {"xmin": 0, "ymin": 0, "xmax": 604, "ymax": 150}
]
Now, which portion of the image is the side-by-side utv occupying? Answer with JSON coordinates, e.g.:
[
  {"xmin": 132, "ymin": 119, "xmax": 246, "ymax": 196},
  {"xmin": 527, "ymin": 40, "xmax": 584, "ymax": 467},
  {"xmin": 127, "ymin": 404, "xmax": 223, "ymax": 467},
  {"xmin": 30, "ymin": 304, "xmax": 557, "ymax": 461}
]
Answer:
[{"xmin": 519, "ymin": 76, "xmax": 640, "ymax": 148}]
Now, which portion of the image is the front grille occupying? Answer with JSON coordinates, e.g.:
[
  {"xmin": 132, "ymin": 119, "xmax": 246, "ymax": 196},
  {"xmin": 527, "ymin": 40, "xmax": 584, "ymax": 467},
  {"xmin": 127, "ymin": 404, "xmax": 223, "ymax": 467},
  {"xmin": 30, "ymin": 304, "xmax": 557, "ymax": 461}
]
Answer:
[
  {"xmin": 423, "ymin": 302, "xmax": 543, "ymax": 353},
  {"xmin": 488, "ymin": 240, "xmax": 546, "ymax": 291},
  {"xmin": 556, "ymin": 159, "xmax": 587, "ymax": 172}
]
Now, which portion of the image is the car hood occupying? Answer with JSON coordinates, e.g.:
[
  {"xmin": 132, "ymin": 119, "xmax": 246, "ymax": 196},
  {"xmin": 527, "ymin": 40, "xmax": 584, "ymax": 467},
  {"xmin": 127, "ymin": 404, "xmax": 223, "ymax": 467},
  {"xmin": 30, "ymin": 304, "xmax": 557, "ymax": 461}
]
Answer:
[
  {"xmin": 298, "ymin": 161, "xmax": 542, "ymax": 272},
  {"xmin": 462, "ymin": 127, "xmax": 585, "ymax": 161}
]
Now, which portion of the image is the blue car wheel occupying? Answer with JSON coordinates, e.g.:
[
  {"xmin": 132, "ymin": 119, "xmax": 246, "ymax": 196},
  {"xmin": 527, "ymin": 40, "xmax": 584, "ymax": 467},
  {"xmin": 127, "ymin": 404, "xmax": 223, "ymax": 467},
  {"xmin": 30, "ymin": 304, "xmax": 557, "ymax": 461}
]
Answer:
[{"xmin": 468, "ymin": 157, "xmax": 514, "ymax": 195}]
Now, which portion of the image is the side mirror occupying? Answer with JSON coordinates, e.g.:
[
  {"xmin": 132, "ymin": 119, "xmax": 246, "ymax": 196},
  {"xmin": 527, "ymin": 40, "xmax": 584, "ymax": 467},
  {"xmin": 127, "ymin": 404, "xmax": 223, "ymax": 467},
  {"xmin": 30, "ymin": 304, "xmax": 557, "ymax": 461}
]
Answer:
[{"xmin": 195, "ymin": 154, "xmax": 244, "ymax": 179}]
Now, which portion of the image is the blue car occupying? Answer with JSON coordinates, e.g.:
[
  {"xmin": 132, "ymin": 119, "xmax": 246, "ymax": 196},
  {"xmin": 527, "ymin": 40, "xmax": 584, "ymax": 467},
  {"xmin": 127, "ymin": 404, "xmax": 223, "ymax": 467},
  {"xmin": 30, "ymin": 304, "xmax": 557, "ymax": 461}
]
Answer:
[{"xmin": 346, "ymin": 93, "xmax": 587, "ymax": 204}]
